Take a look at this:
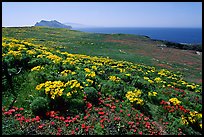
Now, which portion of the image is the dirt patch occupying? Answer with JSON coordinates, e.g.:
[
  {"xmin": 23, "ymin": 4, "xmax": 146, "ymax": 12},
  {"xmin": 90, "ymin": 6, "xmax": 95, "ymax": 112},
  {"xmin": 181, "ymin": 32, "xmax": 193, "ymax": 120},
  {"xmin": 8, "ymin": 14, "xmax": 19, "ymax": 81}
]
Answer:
[{"xmin": 157, "ymin": 63, "xmax": 172, "ymax": 69}]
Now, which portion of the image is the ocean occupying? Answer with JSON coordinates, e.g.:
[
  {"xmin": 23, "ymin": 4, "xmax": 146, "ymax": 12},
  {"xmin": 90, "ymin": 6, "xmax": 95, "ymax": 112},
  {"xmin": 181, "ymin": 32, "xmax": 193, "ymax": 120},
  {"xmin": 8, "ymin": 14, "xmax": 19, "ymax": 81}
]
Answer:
[{"xmin": 72, "ymin": 27, "xmax": 202, "ymax": 45}]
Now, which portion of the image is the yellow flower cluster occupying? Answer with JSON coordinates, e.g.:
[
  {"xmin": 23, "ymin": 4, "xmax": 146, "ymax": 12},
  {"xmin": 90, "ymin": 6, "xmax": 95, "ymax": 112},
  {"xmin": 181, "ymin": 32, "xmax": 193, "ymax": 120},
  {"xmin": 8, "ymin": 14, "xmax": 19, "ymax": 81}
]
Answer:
[
  {"xmin": 109, "ymin": 76, "xmax": 121, "ymax": 82},
  {"xmin": 148, "ymin": 91, "xmax": 157, "ymax": 97},
  {"xmin": 118, "ymin": 68, "xmax": 126, "ymax": 73},
  {"xmin": 181, "ymin": 111, "xmax": 202, "ymax": 129},
  {"xmin": 60, "ymin": 70, "xmax": 72, "ymax": 76},
  {"xmin": 188, "ymin": 111, "xmax": 202, "ymax": 125},
  {"xmin": 64, "ymin": 80, "xmax": 83, "ymax": 97},
  {"xmin": 91, "ymin": 66, "xmax": 97, "ymax": 70},
  {"xmin": 186, "ymin": 84, "xmax": 196, "ymax": 90},
  {"xmin": 86, "ymin": 71, "xmax": 96, "ymax": 78},
  {"xmin": 35, "ymin": 81, "xmax": 64, "ymax": 99},
  {"xmin": 84, "ymin": 68, "xmax": 91, "ymax": 73},
  {"xmin": 83, "ymin": 79, "xmax": 94, "ymax": 87},
  {"xmin": 46, "ymin": 54, "xmax": 62, "ymax": 64},
  {"xmin": 154, "ymin": 77, "xmax": 162, "ymax": 83},
  {"xmin": 126, "ymin": 89, "xmax": 144, "ymax": 105},
  {"xmin": 169, "ymin": 98, "xmax": 181, "ymax": 105},
  {"xmin": 143, "ymin": 77, "xmax": 154, "ymax": 84},
  {"xmin": 7, "ymin": 50, "xmax": 22, "ymax": 58},
  {"xmin": 26, "ymin": 50, "xmax": 36, "ymax": 55},
  {"xmin": 31, "ymin": 66, "xmax": 44, "ymax": 71},
  {"xmin": 181, "ymin": 115, "xmax": 189, "ymax": 125}
]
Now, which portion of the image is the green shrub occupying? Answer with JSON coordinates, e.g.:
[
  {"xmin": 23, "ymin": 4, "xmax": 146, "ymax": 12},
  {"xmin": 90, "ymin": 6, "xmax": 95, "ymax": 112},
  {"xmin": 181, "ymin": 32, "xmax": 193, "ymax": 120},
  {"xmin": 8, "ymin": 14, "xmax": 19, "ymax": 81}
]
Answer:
[
  {"xmin": 30, "ymin": 97, "xmax": 49, "ymax": 117},
  {"xmin": 84, "ymin": 87, "xmax": 99, "ymax": 105}
]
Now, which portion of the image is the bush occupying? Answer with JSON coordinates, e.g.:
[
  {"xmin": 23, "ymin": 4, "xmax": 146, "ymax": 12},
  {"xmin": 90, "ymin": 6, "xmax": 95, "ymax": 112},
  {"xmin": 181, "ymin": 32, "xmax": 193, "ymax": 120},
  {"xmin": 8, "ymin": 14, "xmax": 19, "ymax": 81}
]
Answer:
[
  {"xmin": 30, "ymin": 97, "xmax": 49, "ymax": 118},
  {"xmin": 84, "ymin": 87, "xmax": 99, "ymax": 105}
]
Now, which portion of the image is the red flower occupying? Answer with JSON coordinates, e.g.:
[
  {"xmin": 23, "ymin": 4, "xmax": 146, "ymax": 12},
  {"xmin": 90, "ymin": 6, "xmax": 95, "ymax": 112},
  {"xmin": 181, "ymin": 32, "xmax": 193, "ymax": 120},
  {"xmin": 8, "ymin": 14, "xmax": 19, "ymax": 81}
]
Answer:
[
  {"xmin": 127, "ymin": 114, "xmax": 131, "ymax": 117},
  {"xmin": 56, "ymin": 132, "xmax": 61, "ymax": 136},
  {"xmin": 19, "ymin": 107, "xmax": 24, "ymax": 111},
  {"xmin": 128, "ymin": 121, "xmax": 134, "ymax": 125},
  {"xmin": 15, "ymin": 113, "xmax": 21, "ymax": 117},
  {"xmin": 85, "ymin": 128, "xmax": 89, "ymax": 133},
  {"xmin": 13, "ymin": 106, "xmax": 19, "ymax": 111},
  {"xmin": 20, "ymin": 116, "xmax": 25, "ymax": 121},
  {"xmin": 94, "ymin": 108, "xmax": 99, "ymax": 111},
  {"xmin": 120, "ymin": 110, "xmax": 123, "ymax": 113},
  {"xmin": 75, "ymin": 128, "xmax": 79, "ymax": 131},
  {"xmin": 58, "ymin": 128, "xmax": 62, "ymax": 132},
  {"xmin": 67, "ymin": 116, "xmax": 71, "ymax": 119},
  {"xmin": 72, "ymin": 117, "xmax": 77, "ymax": 122},
  {"xmin": 75, "ymin": 115, "xmax": 80, "ymax": 119},
  {"xmin": 59, "ymin": 116, "xmax": 65, "ymax": 121},
  {"xmin": 9, "ymin": 109, "xmax": 15, "ymax": 113},
  {"xmin": 64, "ymin": 119, "xmax": 69, "ymax": 123},
  {"xmin": 38, "ymin": 125, "xmax": 43, "ymax": 129},
  {"xmin": 25, "ymin": 118, "xmax": 30, "ymax": 123},
  {"xmin": 99, "ymin": 108, "xmax": 103, "ymax": 111},
  {"xmin": 55, "ymin": 116, "xmax": 59, "ymax": 119},
  {"xmin": 82, "ymin": 124, "xmax": 86, "ymax": 129},
  {"xmin": 35, "ymin": 116, "xmax": 40, "ymax": 121},
  {"xmin": 139, "ymin": 131, "xmax": 143, "ymax": 135},
  {"xmin": 140, "ymin": 113, "xmax": 144, "ymax": 117},
  {"xmin": 84, "ymin": 115, "xmax": 88, "ymax": 120},
  {"xmin": 31, "ymin": 118, "xmax": 36, "ymax": 122},
  {"xmin": 111, "ymin": 106, "xmax": 116, "ymax": 109},
  {"xmin": 100, "ymin": 119, "xmax": 105, "ymax": 123},
  {"xmin": 105, "ymin": 104, "xmax": 110, "ymax": 107},
  {"xmin": 98, "ymin": 111, "xmax": 105, "ymax": 115},
  {"xmin": 86, "ymin": 102, "xmax": 92, "ymax": 109},
  {"xmin": 144, "ymin": 117, "xmax": 149, "ymax": 121},
  {"xmin": 66, "ymin": 124, "xmax": 69, "ymax": 127},
  {"xmin": 100, "ymin": 124, "xmax": 104, "ymax": 128},
  {"xmin": 51, "ymin": 121, "xmax": 55, "ymax": 125},
  {"xmin": 4, "ymin": 111, "xmax": 12, "ymax": 115},
  {"xmin": 2, "ymin": 107, "xmax": 5, "ymax": 112},
  {"xmin": 71, "ymin": 130, "xmax": 75, "ymax": 135}
]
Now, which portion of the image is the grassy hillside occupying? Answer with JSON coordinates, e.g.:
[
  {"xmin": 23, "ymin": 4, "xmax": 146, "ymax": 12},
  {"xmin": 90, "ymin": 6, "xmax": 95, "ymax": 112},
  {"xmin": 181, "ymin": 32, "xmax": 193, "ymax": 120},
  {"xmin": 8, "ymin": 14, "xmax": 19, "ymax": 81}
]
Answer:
[
  {"xmin": 2, "ymin": 27, "xmax": 202, "ymax": 135},
  {"xmin": 2, "ymin": 26, "xmax": 202, "ymax": 84}
]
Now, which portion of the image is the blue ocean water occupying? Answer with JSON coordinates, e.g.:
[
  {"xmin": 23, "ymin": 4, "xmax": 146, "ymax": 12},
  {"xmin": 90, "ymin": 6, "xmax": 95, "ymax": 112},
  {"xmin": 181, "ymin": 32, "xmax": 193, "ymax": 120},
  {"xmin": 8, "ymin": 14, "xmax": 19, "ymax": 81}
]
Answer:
[{"xmin": 73, "ymin": 27, "xmax": 202, "ymax": 44}]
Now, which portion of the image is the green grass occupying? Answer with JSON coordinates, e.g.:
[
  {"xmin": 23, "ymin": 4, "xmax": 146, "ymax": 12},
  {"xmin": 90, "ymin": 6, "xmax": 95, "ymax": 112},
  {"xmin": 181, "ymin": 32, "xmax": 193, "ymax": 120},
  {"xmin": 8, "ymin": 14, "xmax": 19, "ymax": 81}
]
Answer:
[{"xmin": 2, "ymin": 26, "xmax": 202, "ymax": 84}]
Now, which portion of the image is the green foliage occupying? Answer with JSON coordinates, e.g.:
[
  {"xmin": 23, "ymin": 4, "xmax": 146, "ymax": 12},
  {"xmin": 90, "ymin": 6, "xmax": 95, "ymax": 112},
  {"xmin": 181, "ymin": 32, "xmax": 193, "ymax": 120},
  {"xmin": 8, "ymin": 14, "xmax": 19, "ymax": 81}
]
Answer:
[
  {"xmin": 30, "ymin": 97, "xmax": 49, "ymax": 117},
  {"xmin": 84, "ymin": 87, "xmax": 99, "ymax": 105},
  {"xmin": 94, "ymin": 123, "xmax": 105, "ymax": 135},
  {"xmin": 2, "ymin": 115, "xmax": 23, "ymax": 135}
]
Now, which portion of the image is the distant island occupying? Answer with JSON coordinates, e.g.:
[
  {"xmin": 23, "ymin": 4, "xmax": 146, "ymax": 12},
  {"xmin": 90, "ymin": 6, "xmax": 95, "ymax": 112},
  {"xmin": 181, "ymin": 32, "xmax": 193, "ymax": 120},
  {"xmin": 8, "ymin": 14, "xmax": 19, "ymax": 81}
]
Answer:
[{"xmin": 35, "ymin": 20, "xmax": 72, "ymax": 29}]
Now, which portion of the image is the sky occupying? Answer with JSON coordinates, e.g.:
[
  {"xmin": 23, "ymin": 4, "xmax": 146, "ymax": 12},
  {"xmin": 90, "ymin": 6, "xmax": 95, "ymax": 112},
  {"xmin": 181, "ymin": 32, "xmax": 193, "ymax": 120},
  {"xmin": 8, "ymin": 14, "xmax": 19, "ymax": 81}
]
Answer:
[{"xmin": 2, "ymin": 2, "xmax": 202, "ymax": 28}]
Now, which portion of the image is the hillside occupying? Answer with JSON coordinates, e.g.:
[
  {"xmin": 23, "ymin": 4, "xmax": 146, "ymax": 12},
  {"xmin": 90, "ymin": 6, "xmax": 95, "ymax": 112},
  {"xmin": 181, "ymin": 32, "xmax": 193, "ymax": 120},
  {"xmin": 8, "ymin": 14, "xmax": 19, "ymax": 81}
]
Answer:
[
  {"xmin": 2, "ymin": 27, "xmax": 202, "ymax": 84},
  {"xmin": 2, "ymin": 27, "xmax": 202, "ymax": 135},
  {"xmin": 35, "ymin": 20, "xmax": 72, "ymax": 29}
]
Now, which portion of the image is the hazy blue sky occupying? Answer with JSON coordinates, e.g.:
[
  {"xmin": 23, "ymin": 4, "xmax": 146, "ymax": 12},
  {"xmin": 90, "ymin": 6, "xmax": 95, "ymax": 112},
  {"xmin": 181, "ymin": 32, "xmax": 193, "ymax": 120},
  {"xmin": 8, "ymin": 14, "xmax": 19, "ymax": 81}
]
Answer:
[{"xmin": 2, "ymin": 2, "xmax": 202, "ymax": 28}]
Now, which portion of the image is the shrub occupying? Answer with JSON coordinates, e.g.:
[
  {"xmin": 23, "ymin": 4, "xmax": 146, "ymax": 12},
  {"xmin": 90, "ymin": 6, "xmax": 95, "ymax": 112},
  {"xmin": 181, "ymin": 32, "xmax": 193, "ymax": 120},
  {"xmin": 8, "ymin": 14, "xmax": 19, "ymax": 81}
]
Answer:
[
  {"xmin": 84, "ymin": 87, "xmax": 99, "ymax": 105},
  {"xmin": 30, "ymin": 97, "xmax": 49, "ymax": 118}
]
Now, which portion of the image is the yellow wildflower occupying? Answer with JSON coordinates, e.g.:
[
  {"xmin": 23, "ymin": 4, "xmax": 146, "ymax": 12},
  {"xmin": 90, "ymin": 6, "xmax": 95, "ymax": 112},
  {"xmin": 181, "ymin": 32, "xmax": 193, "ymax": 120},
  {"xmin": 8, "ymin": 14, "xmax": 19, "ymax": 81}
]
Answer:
[
  {"xmin": 169, "ymin": 98, "xmax": 181, "ymax": 105},
  {"xmin": 67, "ymin": 92, "xmax": 71, "ymax": 97}
]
